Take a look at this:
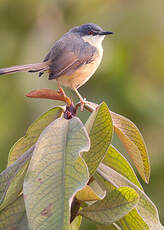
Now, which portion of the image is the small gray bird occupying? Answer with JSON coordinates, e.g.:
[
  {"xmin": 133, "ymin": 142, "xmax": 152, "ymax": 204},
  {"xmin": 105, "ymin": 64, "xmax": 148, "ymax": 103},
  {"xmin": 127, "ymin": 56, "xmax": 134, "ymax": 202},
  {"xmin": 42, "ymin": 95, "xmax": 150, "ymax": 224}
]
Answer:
[{"xmin": 0, "ymin": 23, "xmax": 113, "ymax": 104}]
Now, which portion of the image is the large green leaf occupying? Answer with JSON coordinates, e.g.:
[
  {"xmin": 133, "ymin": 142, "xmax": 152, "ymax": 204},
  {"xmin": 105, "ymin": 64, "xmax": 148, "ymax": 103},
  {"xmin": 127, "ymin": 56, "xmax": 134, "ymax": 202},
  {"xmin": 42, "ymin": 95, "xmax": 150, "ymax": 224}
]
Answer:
[
  {"xmin": 110, "ymin": 111, "xmax": 150, "ymax": 183},
  {"xmin": 23, "ymin": 117, "xmax": 90, "ymax": 230},
  {"xmin": 83, "ymin": 102, "xmax": 113, "ymax": 175},
  {"xmin": 97, "ymin": 164, "xmax": 164, "ymax": 230},
  {"xmin": 0, "ymin": 146, "xmax": 34, "ymax": 211},
  {"xmin": 79, "ymin": 187, "xmax": 139, "ymax": 225},
  {"xmin": 0, "ymin": 195, "xmax": 26, "ymax": 230},
  {"xmin": 7, "ymin": 106, "xmax": 63, "ymax": 166},
  {"xmin": 103, "ymin": 145, "xmax": 143, "ymax": 190}
]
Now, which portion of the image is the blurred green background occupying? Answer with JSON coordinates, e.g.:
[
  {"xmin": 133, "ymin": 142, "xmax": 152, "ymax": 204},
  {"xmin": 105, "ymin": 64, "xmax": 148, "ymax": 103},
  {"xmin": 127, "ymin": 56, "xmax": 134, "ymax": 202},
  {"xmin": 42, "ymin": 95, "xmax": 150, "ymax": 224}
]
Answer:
[{"xmin": 0, "ymin": 0, "xmax": 164, "ymax": 228}]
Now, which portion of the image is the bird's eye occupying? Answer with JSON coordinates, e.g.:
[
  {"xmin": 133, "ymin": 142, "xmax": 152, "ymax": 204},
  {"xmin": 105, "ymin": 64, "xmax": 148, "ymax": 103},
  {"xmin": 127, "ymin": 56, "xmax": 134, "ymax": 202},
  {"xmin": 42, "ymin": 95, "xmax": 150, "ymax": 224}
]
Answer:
[{"xmin": 88, "ymin": 30, "xmax": 94, "ymax": 35}]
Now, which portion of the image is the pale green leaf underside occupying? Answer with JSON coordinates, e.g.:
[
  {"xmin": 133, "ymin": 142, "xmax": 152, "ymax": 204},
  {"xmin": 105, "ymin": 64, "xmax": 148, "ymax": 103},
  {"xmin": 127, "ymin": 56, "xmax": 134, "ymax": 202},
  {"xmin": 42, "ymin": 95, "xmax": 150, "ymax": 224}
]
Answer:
[
  {"xmin": 0, "ymin": 195, "xmax": 26, "ymax": 230},
  {"xmin": 8, "ymin": 106, "xmax": 63, "ymax": 166},
  {"xmin": 89, "ymin": 180, "xmax": 106, "ymax": 200},
  {"xmin": 80, "ymin": 187, "xmax": 139, "ymax": 225},
  {"xmin": 0, "ymin": 146, "xmax": 34, "ymax": 211},
  {"xmin": 111, "ymin": 111, "xmax": 150, "ymax": 183},
  {"xmin": 23, "ymin": 117, "xmax": 90, "ymax": 230},
  {"xmin": 83, "ymin": 102, "xmax": 113, "ymax": 176},
  {"xmin": 97, "ymin": 164, "xmax": 164, "ymax": 230}
]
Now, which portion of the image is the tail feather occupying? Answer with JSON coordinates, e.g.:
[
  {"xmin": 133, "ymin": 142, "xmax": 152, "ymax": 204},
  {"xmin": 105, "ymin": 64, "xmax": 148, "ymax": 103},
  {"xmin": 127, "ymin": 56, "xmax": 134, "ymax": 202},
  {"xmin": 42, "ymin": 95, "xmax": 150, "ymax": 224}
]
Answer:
[{"xmin": 0, "ymin": 61, "xmax": 49, "ymax": 76}]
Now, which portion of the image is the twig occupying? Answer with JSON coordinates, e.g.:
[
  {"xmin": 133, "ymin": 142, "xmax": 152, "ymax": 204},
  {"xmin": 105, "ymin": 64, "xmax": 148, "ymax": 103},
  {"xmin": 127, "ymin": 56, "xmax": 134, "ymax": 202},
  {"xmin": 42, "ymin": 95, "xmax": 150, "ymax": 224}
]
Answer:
[{"xmin": 76, "ymin": 101, "xmax": 98, "ymax": 113}]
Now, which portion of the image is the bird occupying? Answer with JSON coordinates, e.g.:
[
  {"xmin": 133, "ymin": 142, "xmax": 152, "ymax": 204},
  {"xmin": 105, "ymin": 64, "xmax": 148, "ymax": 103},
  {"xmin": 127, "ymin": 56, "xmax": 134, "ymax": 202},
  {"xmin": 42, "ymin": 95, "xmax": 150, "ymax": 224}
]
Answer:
[{"xmin": 0, "ymin": 23, "xmax": 113, "ymax": 105}]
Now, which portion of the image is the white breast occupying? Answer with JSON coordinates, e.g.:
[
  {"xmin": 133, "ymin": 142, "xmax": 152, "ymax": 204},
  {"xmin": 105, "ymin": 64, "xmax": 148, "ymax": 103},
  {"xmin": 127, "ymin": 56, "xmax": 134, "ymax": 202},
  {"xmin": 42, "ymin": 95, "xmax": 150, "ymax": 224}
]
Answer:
[{"xmin": 82, "ymin": 35, "xmax": 104, "ymax": 62}]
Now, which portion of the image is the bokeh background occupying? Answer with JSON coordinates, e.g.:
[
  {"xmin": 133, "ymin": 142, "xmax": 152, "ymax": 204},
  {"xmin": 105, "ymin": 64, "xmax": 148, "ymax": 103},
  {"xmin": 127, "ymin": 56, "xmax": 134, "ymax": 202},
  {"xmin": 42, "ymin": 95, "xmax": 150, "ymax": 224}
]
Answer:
[{"xmin": 0, "ymin": 0, "xmax": 164, "ymax": 228}]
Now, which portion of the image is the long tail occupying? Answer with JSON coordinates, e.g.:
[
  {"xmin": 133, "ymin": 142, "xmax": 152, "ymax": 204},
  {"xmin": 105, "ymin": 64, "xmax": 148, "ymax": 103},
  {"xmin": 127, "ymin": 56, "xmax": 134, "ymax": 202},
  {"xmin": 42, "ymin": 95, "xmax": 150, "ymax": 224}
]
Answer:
[{"xmin": 0, "ymin": 61, "xmax": 49, "ymax": 76}]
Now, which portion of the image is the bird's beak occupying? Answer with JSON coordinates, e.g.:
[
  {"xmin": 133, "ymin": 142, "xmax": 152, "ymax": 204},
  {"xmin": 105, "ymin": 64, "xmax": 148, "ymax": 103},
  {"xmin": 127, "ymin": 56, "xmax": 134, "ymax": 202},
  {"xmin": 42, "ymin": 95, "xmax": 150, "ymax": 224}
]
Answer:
[{"xmin": 99, "ymin": 31, "xmax": 114, "ymax": 35}]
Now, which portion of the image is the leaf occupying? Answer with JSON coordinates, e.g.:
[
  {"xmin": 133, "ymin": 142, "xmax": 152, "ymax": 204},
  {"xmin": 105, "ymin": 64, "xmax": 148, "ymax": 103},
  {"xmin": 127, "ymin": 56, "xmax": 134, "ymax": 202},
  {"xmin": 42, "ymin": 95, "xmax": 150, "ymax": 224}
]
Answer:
[
  {"xmin": 98, "ymin": 146, "xmax": 148, "ymax": 229},
  {"xmin": 103, "ymin": 145, "xmax": 143, "ymax": 190},
  {"xmin": 0, "ymin": 146, "xmax": 34, "ymax": 211},
  {"xmin": 17, "ymin": 214, "xmax": 30, "ymax": 230},
  {"xmin": 70, "ymin": 215, "xmax": 82, "ymax": 230},
  {"xmin": 23, "ymin": 117, "xmax": 90, "ymax": 230},
  {"xmin": 95, "ymin": 170, "xmax": 148, "ymax": 230},
  {"xmin": 76, "ymin": 185, "xmax": 102, "ymax": 201},
  {"xmin": 117, "ymin": 209, "xmax": 149, "ymax": 230},
  {"xmin": 95, "ymin": 171, "xmax": 116, "ymax": 194},
  {"xmin": 97, "ymin": 223, "xmax": 122, "ymax": 230},
  {"xmin": 89, "ymin": 180, "xmax": 106, "ymax": 200},
  {"xmin": 7, "ymin": 106, "xmax": 63, "ymax": 166},
  {"xmin": 1, "ymin": 107, "xmax": 63, "ymax": 211},
  {"xmin": 26, "ymin": 88, "xmax": 72, "ymax": 105},
  {"xmin": 0, "ymin": 195, "xmax": 26, "ymax": 230},
  {"xmin": 79, "ymin": 187, "xmax": 139, "ymax": 225},
  {"xmin": 110, "ymin": 111, "xmax": 150, "ymax": 183},
  {"xmin": 97, "ymin": 163, "xmax": 164, "ymax": 230},
  {"xmin": 83, "ymin": 102, "xmax": 113, "ymax": 175},
  {"xmin": 96, "ymin": 147, "xmax": 148, "ymax": 229}
]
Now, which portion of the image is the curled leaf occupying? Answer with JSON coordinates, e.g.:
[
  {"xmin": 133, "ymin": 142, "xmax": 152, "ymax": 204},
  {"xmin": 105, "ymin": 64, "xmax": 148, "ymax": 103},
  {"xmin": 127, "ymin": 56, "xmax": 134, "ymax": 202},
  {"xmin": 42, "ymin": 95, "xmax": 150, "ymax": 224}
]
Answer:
[
  {"xmin": 111, "ymin": 111, "xmax": 150, "ymax": 183},
  {"xmin": 76, "ymin": 185, "xmax": 102, "ymax": 201},
  {"xmin": 80, "ymin": 187, "xmax": 139, "ymax": 225},
  {"xmin": 97, "ymin": 164, "xmax": 164, "ymax": 230}
]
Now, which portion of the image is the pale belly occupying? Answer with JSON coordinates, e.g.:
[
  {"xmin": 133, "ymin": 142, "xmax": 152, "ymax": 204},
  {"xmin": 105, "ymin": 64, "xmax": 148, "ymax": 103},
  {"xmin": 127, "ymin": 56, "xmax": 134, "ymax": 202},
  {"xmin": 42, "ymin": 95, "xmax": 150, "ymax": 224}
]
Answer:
[{"xmin": 57, "ymin": 55, "xmax": 102, "ymax": 89}]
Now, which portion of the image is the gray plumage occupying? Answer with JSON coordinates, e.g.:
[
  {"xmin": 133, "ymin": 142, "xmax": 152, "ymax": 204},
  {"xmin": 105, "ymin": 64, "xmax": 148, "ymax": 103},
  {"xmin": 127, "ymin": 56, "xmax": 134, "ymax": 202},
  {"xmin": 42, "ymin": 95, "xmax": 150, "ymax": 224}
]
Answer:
[
  {"xmin": 44, "ymin": 31, "xmax": 97, "ymax": 80},
  {"xmin": 0, "ymin": 23, "xmax": 113, "ymax": 95}
]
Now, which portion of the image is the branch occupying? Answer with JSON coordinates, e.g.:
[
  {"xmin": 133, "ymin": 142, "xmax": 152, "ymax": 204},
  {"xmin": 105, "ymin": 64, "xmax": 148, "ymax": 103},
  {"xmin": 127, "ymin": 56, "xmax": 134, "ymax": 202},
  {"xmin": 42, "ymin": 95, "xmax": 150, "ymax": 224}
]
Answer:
[{"xmin": 26, "ymin": 88, "xmax": 99, "ymax": 118}]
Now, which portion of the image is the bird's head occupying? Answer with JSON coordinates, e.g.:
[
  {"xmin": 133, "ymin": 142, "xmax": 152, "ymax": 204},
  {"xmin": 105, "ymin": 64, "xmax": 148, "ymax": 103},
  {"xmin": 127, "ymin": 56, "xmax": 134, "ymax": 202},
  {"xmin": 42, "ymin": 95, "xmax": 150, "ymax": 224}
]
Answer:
[{"xmin": 70, "ymin": 23, "xmax": 113, "ymax": 47}]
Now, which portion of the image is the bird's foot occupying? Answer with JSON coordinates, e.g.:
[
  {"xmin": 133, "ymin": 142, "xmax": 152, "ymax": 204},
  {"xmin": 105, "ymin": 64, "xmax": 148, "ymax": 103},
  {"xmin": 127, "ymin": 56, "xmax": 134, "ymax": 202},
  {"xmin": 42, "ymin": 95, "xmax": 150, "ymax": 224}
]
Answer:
[
  {"xmin": 80, "ymin": 98, "xmax": 94, "ymax": 111},
  {"xmin": 58, "ymin": 87, "xmax": 65, "ymax": 97},
  {"xmin": 57, "ymin": 87, "xmax": 72, "ymax": 106},
  {"xmin": 76, "ymin": 99, "xmax": 97, "ymax": 112},
  {"xmin": 80, "ymin": 98, "xmax": 86, "ymax": 111}
]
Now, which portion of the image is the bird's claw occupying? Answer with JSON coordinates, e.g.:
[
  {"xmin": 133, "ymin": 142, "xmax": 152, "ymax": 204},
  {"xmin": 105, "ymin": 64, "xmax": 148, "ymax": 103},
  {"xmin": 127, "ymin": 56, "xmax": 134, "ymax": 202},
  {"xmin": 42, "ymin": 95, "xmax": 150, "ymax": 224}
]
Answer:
[
  {"xmin": 80, "ymin": 98, "xmax": 92, "ymax": 111},
  {"xmin": 58, "ymin": 87, "xmax": 65, "ymax": 96},
  {"xmin": 80, "ymin": 98, "xmax": 85, "ymax": 111}
]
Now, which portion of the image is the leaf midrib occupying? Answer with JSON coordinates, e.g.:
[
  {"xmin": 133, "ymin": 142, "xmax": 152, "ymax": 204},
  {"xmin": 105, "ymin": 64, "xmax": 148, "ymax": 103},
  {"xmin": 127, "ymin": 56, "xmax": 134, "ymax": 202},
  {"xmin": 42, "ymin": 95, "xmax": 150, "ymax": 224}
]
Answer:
[{"xmin": 61, "ymin": 119, "xmax": 69, "ymax": 230}]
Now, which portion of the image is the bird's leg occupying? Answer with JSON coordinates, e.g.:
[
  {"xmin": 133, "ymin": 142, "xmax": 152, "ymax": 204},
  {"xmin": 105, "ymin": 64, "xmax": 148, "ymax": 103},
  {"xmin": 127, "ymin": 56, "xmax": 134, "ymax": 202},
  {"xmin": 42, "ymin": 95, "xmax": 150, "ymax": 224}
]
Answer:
[
  {"xmin": 73, "ymin": 87, "xmax": 86, "ymax": 111},
  {"xmin": 57, "ymin": 81, "xmax": 65, "ymax": 96},
  {"xmin": 57, "ymin": 80, "xmax": 72, "ymax": 106}
]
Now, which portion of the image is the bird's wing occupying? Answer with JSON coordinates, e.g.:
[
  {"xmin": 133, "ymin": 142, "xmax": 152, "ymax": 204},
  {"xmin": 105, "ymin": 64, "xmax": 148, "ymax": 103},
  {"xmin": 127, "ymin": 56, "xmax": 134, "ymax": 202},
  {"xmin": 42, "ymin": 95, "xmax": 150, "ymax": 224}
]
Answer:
[{"xmin": 46, "ymin": 34, "xmax": 97, "ymax": 80}]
